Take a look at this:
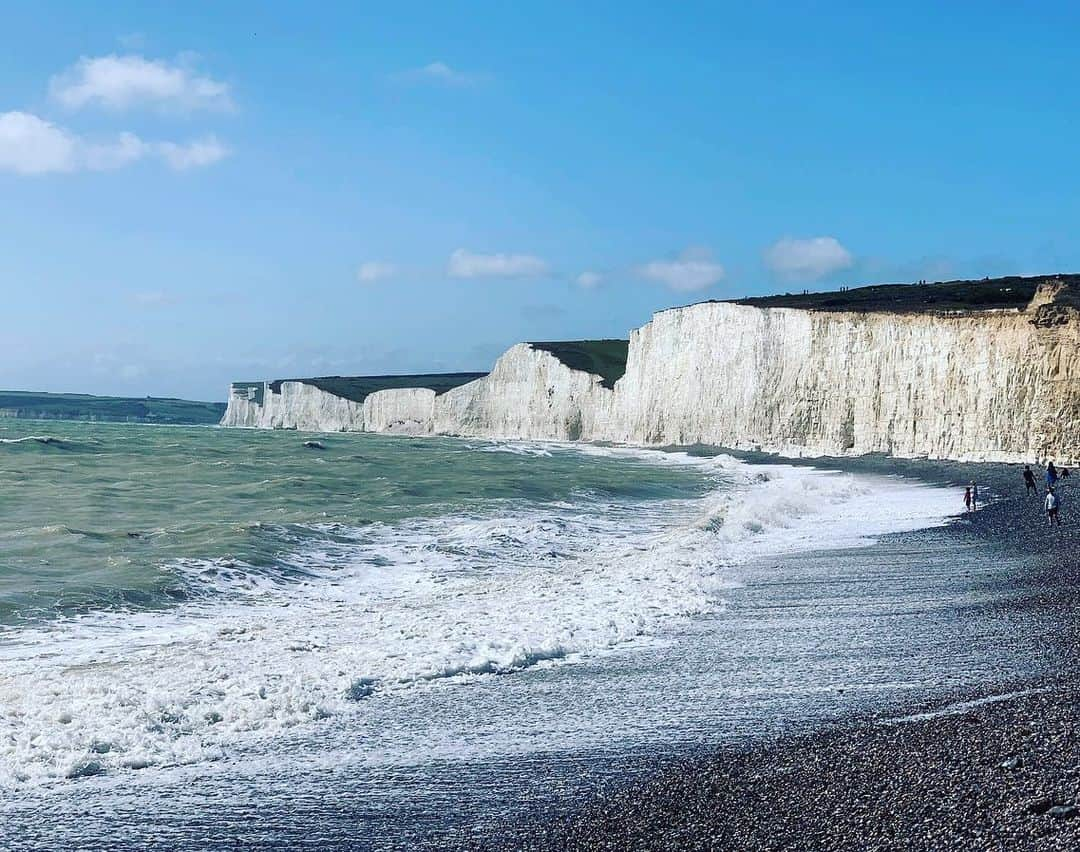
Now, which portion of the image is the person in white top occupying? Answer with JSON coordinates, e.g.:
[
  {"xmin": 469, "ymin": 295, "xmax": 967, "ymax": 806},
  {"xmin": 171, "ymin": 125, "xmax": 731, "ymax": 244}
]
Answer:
[{"xmin": 1046, "ymin": 488, "xmax": 1061, "ymax": 526}]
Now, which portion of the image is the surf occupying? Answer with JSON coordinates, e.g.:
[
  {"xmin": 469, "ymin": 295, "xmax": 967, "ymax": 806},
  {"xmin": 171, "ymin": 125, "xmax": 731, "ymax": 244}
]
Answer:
[{"xmin": 0, "ymin": 436, "xmax": 955, "ymax": 788}]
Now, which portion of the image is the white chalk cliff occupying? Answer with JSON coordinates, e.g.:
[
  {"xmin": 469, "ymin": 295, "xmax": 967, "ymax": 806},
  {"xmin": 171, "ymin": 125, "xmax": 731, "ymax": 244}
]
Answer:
[
  {"xmin": 221, "ymin": 282, "xmax": 1080, "ymax": 463},
  {"xmin": 222, "ymin": 381, "xmax": 366, "ymax": 431}
]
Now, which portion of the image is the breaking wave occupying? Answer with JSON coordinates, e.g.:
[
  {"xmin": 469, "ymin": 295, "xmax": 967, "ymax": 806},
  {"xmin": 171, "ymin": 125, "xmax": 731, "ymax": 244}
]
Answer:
[
  {"xmin": 0, "ymin": 447, "xmax": 954, "ymax": 786},
  {"xmin": 0, "ymin": 435, "xmax": 63, "ymax": 446}
]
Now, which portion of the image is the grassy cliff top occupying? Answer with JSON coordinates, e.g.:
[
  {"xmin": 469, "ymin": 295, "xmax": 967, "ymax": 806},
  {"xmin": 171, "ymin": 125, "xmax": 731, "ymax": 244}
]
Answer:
[
  {"xmin": 261, "ymin": 341, "xmax": 632, "ymax": 402},
  {"xmin": 0, "ymin": 391, "xmax": 225, "ymax": 424},
  {"xmin": 730, "ymin": 273, "xmax": 1080, "ymax": 314},
  {"xmin": 268, "ymin": 373, "xmax": 487, "ymax": 404},
  {"xmin": 529, "ymin": 340, "xmax": 630, "ymax": 389}
]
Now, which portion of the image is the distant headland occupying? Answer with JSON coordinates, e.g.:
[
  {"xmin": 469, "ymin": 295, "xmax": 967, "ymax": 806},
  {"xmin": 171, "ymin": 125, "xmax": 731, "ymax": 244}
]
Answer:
[{"xmin": 0, "ymin": 391, "xmax": 225, "ymax": 425}]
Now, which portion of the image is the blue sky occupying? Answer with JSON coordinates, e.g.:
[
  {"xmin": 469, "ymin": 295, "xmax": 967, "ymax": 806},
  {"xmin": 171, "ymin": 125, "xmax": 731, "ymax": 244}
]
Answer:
[{"xmin": 2, "ymin": 2, "xmax": 1078, "ymax": 401}]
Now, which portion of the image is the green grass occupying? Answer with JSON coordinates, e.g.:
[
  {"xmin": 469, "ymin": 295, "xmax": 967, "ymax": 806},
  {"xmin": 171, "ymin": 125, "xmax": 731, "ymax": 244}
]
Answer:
[
  {"xmin": 268, "ymin": 373, "xmax": 487, "ymax": 404},
  {"xmin": 0, "ymin": 391, "xmax": 226, "ymax": 424},
  {"xmin": 730, "ymin": 273, "xmax": 1080, "ymax": 313},
  {"xmin": 529, "ymin": 340, "xmax": 630, "ymax": 389}
]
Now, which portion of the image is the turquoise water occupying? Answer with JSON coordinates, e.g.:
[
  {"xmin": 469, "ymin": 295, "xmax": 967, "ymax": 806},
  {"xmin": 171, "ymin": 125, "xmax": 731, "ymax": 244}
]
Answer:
[
  {"xmin": 3, "ymin": 421, "xmax": 758, "ymax": 788},
  {"xmin": 3, "ymin": 419, "xmax": 986, "ymax": 849},
  {"xmin": 0, "ymin": 422, "xmax": 709, "ymax": 627}
]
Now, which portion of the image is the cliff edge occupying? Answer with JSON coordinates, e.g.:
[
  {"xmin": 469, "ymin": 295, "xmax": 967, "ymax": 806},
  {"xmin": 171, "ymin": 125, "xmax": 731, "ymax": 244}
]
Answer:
[{"xmin": 221, "ymin": 275, "xmax": 1080, "ymax": 463}]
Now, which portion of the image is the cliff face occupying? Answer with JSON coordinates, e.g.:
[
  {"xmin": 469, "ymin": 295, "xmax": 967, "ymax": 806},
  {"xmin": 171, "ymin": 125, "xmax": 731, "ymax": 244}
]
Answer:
[
  {"xmin": 221, "ymin": 281, "xmax": 1080, "ymax": 463},
  {"xmin": 221, "ymin": 381, "xmax": 365, "ymax": 431},
  {"xmin": 363, "ymin": 388, "xmax": 436, "ymax": 435},
  {"xmin": 433, "ymin": 344, "xmax": 617, "ymax": 441},
  {"xmin": 609, "ymin": 301, "xmax": 1079, "ymax": 461}
]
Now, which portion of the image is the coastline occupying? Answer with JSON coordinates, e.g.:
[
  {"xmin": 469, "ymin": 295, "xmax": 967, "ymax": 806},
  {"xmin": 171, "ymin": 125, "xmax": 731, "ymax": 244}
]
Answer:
[
  {"xmin": 3, "ymin": 435, "xmax": 1074, "ymax": 851},
  {"xmin": 492, "ymin": 456, "xmax": 1080, "ymax": 851}
]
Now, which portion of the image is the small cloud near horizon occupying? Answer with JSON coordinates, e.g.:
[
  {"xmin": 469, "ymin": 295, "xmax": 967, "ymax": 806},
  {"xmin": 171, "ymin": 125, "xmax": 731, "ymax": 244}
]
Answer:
[
  {"xmin": 764, "ymin": 236, "xmax": 854, "ymax": 281},
  {"xmin": 392, "ymin": 61, "xmax": 486, "ymax": 87},
  {"xmin": 576, "ymin": 271, "xmax": 602, "ymax": 288},
  {"xmin": 638, "ymin": 247, "xmax": 725, "ymax": 292},
  {"xmin": 357, "ymin": 261, "xmax": 397, "ymax": 283},
  {"xmin": 447, "ymin": 249, "xmax": 549, "ymax": 279}
]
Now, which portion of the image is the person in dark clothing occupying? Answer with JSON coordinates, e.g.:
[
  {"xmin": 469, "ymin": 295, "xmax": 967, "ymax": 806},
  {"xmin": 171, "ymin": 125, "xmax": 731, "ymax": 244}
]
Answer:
[
  {"xmin": 1062, "ymin": 467, "xmax": 1071, "ymax": 480},
  {"xmin": 1047, "ymin": 462, "xmax": 1059, "ymax": 489},
  {"xmin": 1024, "ymin": 465, "xmax": 1038, "ymax": 494},
  {"xmin": 963, "ymin": 486, "xmax": 972, "ymax": 513}
]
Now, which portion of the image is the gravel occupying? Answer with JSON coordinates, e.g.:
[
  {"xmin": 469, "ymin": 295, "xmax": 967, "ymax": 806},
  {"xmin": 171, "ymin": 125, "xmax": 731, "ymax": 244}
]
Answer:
[{"xmin": 487, "ymin": 460, "xmax": 1080, "ymax": 851}]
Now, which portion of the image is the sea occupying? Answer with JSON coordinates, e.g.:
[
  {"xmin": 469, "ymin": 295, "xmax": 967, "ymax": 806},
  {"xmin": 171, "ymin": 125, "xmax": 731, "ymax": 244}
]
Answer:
[{"xmin": 0, "ymin": 422, "xmax": 1047, "ymax": 849}]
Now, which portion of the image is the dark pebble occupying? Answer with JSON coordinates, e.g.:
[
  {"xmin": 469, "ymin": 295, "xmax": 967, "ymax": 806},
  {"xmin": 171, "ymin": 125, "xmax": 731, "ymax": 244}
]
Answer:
[{"xmin": 478, "ymin": 463, "xmax": 1080, "ymax": 852}]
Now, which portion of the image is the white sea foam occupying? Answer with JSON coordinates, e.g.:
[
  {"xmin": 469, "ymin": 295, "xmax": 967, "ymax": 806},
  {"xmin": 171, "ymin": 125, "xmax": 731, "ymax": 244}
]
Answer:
[
  {"xmin": 0, "ymin": 435, "xmax": 61, "ymax": 445},
  {"xmin": 474, "ymin": 441, "xmax": 554, "ymax": 457},
  {"xmin": 0, "ymin": 447, "xmax": 956, "ymax": 786}
]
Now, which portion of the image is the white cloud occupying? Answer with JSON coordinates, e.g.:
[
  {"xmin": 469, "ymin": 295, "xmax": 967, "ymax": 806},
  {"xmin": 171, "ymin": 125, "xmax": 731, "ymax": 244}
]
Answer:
[
  {"xmin": 764, "ymin": 236, "xmax": 854, "ymax": 281},
  {"xmin": 49, "ymin": 54, "xmax": 232, "ymax": 112},
  {"xmin": 0, "ymin": 111, "xmax": 77, "ymax": 174},
  {"xmin": 0, "ymin": 111, "xmax": 229, "ymax": 175},
  {"xmin": 83, "ymin": 131, "xmax": 148, "ymax": 170},
  {"xmin": 394, "ymin": 61, "xmax": 483, "ymax": 87},
  {"xmin": 357, "ymin": 261, "xmax": 397, "ymax": 283},
  {"xmin": 447, "ymin": 249, "xmax": 549, "ymax": 279},
  {"xmin": 576, "ymin": 271, "xmax": 602, "ymax": 288},
  {"xmin": 638, "ymin": 247, "xmax": 725, "ymax": 292},
  {"xmin": 156, "ymin": 136, "xmax": 229, "ymax": 170}
]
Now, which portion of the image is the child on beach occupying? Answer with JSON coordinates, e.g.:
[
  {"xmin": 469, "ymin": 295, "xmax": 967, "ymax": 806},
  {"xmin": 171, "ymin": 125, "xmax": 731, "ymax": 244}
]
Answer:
[
  {"xmin": 1046, "ymin": 488, "xmax": 1061, "ymax": 526},
  {"xmin": 964, "ymin": 487, "xmax": 972, "ymax": 513},
  {"xmin": 970, "ymin": 481, "xmax": 978, "ymax": 511}
]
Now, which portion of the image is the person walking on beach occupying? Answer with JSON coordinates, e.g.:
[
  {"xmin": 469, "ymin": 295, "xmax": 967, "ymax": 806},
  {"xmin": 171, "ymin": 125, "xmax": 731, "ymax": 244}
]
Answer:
[
  {"xmin": 1024, "ymin": 465, "xmax": 1038, "ymax": 494},
  {"xmin": 1047, "ymin": 461, "xmax": 1059, "ymax": 490},
  {"xmin": 970, "ymin": 481, "xmax": 979, "ymax": 512},
  {"xmin": 1046, "ymin": 487, "xmax": 1061, "ymax": 526},
  {"xmin": 964, "ymin": 486, "xmax": 972, "ymax": 513}
]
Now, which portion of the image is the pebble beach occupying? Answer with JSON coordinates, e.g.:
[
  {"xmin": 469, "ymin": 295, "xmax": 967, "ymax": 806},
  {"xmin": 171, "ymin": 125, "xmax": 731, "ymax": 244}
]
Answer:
[{"xmin": 496, "ymin": 458, "xmax": 1080, "ymax": 851}]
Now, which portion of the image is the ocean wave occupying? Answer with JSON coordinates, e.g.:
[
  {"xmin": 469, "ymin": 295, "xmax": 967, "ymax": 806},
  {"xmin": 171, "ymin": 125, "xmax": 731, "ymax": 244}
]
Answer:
[
  {"xmin": 0, "ymin": 435, "xmax": 64, "ymax": 446},
  {"xmin": 474, "ymin": 441, "xmax": 554, "ymax": 457},
  {"xmin": 0, "ymin": 452, "xmax": 955, "ymax": 787},
  {"xmin": 0, "ymin": 434, "xmax": 101, "ymax": 452},
  {"xmin": 0, "ymin": 524, "xmax": 161, "ymax": 543}
]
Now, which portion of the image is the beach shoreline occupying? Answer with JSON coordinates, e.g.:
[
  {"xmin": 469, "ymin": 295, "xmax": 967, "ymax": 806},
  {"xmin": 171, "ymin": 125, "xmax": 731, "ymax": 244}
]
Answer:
[
  {"xmin": 492, "ymin": 456, "xmax": 1080, "ymax": 851},
  {"xmin": 2, "ymin": 436, "xmax": 1073, "ymax": 851}
]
